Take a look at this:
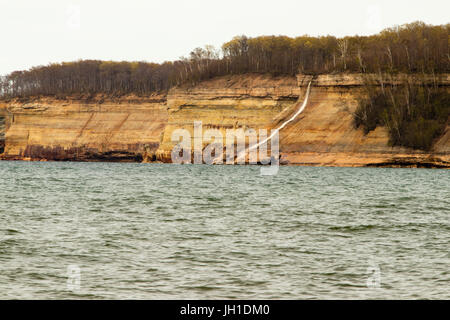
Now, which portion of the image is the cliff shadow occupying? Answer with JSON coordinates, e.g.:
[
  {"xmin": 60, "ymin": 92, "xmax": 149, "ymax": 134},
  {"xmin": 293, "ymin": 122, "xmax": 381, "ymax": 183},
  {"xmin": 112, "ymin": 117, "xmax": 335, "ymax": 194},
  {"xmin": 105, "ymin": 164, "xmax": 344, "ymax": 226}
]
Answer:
[{"xmin": 0, "ymin": 114, "xmax": 5, "ymax": 154}]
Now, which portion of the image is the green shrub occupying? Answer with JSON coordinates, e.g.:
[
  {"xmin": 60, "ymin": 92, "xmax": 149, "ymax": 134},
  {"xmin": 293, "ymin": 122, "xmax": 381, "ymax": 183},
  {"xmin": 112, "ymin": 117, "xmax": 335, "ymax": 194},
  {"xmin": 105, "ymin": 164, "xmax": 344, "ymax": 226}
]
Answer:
[{"xmin": 354, "ymin": 82, "xmax": 449, "ymax": 151}]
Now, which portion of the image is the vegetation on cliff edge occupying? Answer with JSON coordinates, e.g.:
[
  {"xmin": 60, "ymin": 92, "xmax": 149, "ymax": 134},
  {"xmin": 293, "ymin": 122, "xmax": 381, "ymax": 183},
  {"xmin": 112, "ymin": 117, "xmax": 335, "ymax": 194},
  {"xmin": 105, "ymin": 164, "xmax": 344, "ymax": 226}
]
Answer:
[
  {"xmin": 354, "ymin": 77, "xmax": 449, "ymax": 151},
  {"xmin": 0, "ymin": 21, "xmax": 448, "ymax": 99}
]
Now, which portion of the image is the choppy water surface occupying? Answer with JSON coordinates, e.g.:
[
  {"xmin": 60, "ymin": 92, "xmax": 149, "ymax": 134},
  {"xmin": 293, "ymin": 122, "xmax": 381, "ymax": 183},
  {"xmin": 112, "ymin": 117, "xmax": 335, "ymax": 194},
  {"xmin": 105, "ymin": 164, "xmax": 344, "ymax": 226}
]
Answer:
[{"xmin": 0, "ymin": 161, "xmax": 448, "ymax": 299}]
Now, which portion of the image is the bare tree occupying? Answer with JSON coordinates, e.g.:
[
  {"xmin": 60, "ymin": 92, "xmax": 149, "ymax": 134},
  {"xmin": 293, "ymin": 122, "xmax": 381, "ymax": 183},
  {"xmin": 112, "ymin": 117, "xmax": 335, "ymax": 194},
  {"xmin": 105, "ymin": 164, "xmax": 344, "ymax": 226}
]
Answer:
[{"xmin": 337, "ymin": 38, "xmax": 349, "ymax": 70}]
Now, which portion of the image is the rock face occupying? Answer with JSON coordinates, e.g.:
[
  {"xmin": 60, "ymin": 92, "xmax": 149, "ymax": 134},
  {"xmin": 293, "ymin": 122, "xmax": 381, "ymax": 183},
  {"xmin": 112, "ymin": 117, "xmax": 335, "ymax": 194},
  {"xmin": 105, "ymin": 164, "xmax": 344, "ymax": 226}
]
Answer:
[
  {"xmin": 0, "ymin": 95, "xmax": 167, "ymax": 161},
  {"xmin": 280, "ymin": 74, "xmax": 450, "ymax": 167},
  {"xmin": 157, "ymin": 74, "xmax": 449, "ymax": 167},
  {"xmin": 157, "ymin": 75, "xmax": 301, "ymax": 162},
  {"xmin": 0, "ymin": 115, "xmax": 5, "ymax": 154},
  {"xmin": 0, "ymin": 73, "xmax": 449, "ymax": 167}
]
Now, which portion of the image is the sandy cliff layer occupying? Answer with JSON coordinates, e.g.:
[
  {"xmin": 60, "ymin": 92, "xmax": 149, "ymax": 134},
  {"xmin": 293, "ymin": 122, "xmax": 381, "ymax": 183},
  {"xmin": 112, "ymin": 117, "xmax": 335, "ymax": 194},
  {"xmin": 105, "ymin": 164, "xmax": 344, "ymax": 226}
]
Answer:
[
  {"xmin": 0, "ymin": 95, "xmax": 167, "ymax": 161},
  {"xmin": 0, "ymin": 74, "xmax": 449, "ymax": 167},
  {"xmin": 156, "ymin": 74, "xmax": 449, "ymax": 167},
  {"xmin": 0, "ymin": 113, "xmax": 5, "ymax": 153},
  {"xmin": 280, "ymin": 74, "xmax": 450, "ymax": 167},
  {"xmin": 157, "ymin": 76, "xmax": 302, "ymax": 162}
]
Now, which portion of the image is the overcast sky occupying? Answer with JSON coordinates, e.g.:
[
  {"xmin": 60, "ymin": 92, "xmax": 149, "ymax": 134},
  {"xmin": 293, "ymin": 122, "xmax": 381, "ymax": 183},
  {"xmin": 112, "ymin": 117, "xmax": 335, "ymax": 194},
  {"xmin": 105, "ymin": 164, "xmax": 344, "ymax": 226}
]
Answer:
[{"xmin": 0, "ymin": 0, "xmax": 448, "ymax": 75}]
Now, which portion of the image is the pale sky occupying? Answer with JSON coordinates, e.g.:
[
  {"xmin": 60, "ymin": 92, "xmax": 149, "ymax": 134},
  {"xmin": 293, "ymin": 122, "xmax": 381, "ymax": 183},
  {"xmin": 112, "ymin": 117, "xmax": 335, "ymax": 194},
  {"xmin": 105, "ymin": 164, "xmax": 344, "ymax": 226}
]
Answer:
[{"xmin": 0, "ymin": 0, "xmax": 448, "ymax": 75}]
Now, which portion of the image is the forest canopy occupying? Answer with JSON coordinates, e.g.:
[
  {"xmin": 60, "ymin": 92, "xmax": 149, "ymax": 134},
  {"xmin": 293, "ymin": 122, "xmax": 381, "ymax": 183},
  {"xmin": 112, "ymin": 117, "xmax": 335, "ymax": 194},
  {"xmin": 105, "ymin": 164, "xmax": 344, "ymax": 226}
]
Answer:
[{"xmin": 1, "ymin": 21, "xmax": 448, "ymax": 98}]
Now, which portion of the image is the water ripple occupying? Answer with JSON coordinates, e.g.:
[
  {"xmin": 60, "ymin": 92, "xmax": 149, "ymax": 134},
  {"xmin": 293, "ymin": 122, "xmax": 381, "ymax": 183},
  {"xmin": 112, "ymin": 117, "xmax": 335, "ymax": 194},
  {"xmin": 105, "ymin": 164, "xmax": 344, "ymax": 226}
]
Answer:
[{"xmin": 0, "ymin": 161, "xmax": 449, "ymax": 299}]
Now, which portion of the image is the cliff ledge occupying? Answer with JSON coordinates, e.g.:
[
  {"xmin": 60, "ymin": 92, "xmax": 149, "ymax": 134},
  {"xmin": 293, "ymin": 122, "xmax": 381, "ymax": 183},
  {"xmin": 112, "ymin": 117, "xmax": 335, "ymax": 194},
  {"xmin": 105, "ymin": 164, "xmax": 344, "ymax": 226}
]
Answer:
[{"xmin": 1, "ymin": 73, "xmax": 449, "ymax": 168}]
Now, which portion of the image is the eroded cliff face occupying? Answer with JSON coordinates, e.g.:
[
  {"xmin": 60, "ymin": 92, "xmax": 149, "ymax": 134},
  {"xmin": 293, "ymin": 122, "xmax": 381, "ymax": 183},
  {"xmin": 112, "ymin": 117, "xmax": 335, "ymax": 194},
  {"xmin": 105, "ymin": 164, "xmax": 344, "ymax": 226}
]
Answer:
[
  {"xmin": 0, "ymin": 95, "xmax": 167, "ymax": 161},
  {"xmin": 156, "ymin": 74, "xmax": 449, "ymax": 167},
  {"xmin": 0, "ymin": 114, "xmax": 5, "ymax": 154},
  {"xmin": 0, "ymin": 73, "xmax": 449, "ymax": 167},
  {"xmin": 157, "ymin": 75, "xmax": 302, "ymax": 162},
  {"xmin": 279, "ymin": 74, "xmax": 450, "ymax": 167}
]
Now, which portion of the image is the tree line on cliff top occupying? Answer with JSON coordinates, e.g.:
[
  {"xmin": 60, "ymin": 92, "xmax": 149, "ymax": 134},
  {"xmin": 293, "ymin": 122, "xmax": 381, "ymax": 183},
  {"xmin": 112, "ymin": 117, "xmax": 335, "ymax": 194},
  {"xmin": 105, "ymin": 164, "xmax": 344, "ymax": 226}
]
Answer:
[{"xmin": 0, "ymin": 21, "xmax": 448, "ymax": 98}]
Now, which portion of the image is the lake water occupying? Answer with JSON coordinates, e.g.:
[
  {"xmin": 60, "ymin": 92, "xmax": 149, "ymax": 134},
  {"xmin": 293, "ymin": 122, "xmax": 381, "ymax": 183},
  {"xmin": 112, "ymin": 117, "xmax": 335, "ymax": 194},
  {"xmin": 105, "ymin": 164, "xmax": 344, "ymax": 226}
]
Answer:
[{"xmin": 0, "ymin": 161, "xmax": 448, "ymax": 299}]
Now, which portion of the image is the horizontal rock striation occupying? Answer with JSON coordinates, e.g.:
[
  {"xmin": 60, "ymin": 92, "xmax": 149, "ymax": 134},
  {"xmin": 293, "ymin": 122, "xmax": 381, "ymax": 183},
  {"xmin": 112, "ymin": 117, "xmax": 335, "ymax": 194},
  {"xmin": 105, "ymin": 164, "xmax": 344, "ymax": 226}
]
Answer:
[
  {"xmin": 0, "ymin": 73, "xmax": 449, "ymax": 167},
  {"xmin": 281, "ymin": 74, "xmax": 450, "ymax": 167},
  {"xmin": 157, "ymin": 75, "xmax": 302, "ymax": 162},
  {"xmin": 0, "ymin": 95, "xmax": 167, "ymax": 161}
]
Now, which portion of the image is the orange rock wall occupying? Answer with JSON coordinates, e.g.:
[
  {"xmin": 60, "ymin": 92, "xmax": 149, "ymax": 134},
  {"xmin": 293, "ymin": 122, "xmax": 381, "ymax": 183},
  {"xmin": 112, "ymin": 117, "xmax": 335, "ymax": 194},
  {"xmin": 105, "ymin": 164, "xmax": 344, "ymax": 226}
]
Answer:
[{"xmin": 0, "ymin": 74, "xmax": 448, "ymax": 167}]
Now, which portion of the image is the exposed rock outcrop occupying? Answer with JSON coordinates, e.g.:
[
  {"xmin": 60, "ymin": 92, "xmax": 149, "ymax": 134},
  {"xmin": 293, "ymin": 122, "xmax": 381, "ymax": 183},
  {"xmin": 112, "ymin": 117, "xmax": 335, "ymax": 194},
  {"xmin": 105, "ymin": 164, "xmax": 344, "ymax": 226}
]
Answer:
[
  {"xmin": 0, "ymin": 95, "xmax": 167, "ymax": 161},
  {"xmin": 0, "ymin": 73, "xmax": 448, "ymax": 167},
  {"xmin": 156, "ymin": 74, "xmax": 450, "ymax": 167},
  {"xmin": 157, "ymin": 75, "xmax": 301, "ymax": 162}
]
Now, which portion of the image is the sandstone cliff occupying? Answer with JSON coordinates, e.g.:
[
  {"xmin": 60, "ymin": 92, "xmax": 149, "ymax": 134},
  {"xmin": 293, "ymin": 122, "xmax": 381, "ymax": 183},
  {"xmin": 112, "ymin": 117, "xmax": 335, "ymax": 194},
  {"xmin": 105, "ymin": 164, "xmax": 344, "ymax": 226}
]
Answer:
[
  {"xmin": 157, "ymin": 75, "xmax": 301, "ymax": 162},
  {"xmin": 0, "ymin": 73, "xmax": 449, "ymax": 167},
  {"xmin": 0, "ymin": 95, "xmax": 167, "ymax": 161},
  {"xmin": 280, "ymin": 74, "xmax": 450, "ymax": 167}
]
